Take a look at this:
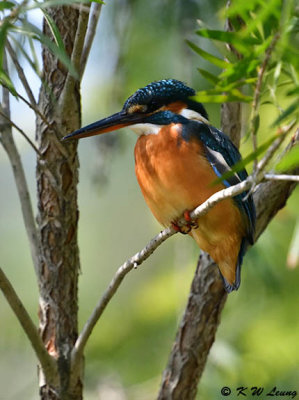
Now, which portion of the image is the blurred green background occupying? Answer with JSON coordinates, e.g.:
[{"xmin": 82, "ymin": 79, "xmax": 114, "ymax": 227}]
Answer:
[{"xmin": 0, "ymin": 1, "xmax": 298, "ymax": 399}]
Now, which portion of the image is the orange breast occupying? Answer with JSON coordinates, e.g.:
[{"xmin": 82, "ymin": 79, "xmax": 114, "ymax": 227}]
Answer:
[{"xmin": 134, "ymin": 123, "xmax": 246, "ymax": 285}]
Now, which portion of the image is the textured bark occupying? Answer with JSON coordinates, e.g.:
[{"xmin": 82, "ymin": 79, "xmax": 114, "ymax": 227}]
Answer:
[
  {"xmin": 158, "ymin": 255, "xmax": 226, "ymax": 400},
  {"xmin": 221, "ymin": 102, "xmax": 242, "ymax": 148},
  {"xmin": 36, "ymin": 6, "xmax": 82, "ymax": 399}
]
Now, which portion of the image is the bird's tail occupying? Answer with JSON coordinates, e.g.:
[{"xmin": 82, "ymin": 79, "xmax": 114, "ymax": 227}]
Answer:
[{"xmin": 220, "ymin": 238, "xmax": 248, "ymax": 293}]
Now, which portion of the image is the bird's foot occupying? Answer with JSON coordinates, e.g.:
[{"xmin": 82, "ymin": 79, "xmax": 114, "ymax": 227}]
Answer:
[
  {"xmin": 171, "ymin": 210, "xmax": 198, "ymax": 234},
  {"xmin": 183, "ymin": 210, "xmax": 198, "ymax": 229}
]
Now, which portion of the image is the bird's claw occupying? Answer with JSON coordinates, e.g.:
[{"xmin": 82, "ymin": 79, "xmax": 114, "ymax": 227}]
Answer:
[
  {"xmin": 183, "ymin": 210, "xmax": 198, "ymax": 229},
  {"xmin": 171, "ymin": 210, "xmax": 198, "ymax": 234}
]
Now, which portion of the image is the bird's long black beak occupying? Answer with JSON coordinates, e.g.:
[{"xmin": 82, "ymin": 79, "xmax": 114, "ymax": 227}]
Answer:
[{"xmin": 62, "ymin": 110, "xmax": 144, "ymax": 141}]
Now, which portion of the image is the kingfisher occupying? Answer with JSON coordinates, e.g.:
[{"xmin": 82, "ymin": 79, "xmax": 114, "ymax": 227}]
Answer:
[{"xmin": 63, "ymin": 79, "xmax": 255, "ymax": 292}]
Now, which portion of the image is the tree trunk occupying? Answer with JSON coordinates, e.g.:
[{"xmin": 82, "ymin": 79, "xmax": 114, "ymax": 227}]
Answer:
[{"xmin": 36, "ymin": 6, "xmax": 82, "ymax": 399}]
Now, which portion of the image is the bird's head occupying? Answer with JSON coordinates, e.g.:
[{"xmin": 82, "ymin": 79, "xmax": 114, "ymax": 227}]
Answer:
[{"xmin": 63, "ymin": 79, "xmax": 209, "ymax": 140}]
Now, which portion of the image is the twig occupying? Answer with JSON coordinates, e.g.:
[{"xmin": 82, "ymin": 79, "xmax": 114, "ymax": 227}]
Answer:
[
  {"xmin": 243, "ymin": 121, "xmax": 296, "ymax": 199},
  {"xmin": 251, "ymin": 32, "xmax": 280, "ymax": 171},
  {"xmin": 0, "ymin": 109, "xmax": 42, "ymax": 156},
  {"xmin": 0, "ymin": 267, "xmax": 57, "ymax": 382},
  {"xmin": 70, "ymin": 176, "xmax": 253, "ymax": 371},
  {"xmin": 59, "ymin": 4, "xmax": 90, "ymax": 111},
  {"xmin": 2, "ymin": 84, "xmax": 51, "ymax": 129},
  {"xmin": 6, "ymin": 40, "xmax": 37, "ymax": 108},
  {"xmin": 264, "ymin": 173, "xmax": 299, "ymax": 182},
  {"xmin": 256, "ymin": 121, "xmax": 296, "ymax": 174},
  {"xmin": 79, "ymin": 2, "xmax": 103, "ymax": 79},
  {"xmin": 0, "ymin": 51, "xmax": 40, "ymax": 275},
  {"xmin": 287, "ymin": 219, "xmax": 299, "ymax": 269}
]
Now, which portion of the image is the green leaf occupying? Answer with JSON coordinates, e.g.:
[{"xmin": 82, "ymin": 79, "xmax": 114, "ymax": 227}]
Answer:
[
  {"xmin": 0, "ymin": 1, "xmax": 15, "ymax": 11},
  {"xmin": 196, "ymin": 28, "xmax": 261, "ymax": 50},
  {"xmin": 252, "ymin": 114, "xmax": 260, "ymax": 135},
  {"xmin": 11, "ymin": 21, "xmax": 78, "ymax": 79},
  {"xmin": 276, "ymin": 145, "xmax": 299, "ymax": 171},
  {"xmin": 236, "ymin": 0, "xmax": 281, "ymax": 38},
  {"xmin": 192, "ymin": 89, "xmax": 252, "ymax": 103},
  {"xmin": 220, "ymin": 58, "xmax": 260, "ymax": 83},
  {"xmin": 0, "ymin": 69, "xmax": 18, "ymax": 97},
  {"xmin": 197, "ymin": 68, "xmax": 219, "ymax": 84},
  {"xmin": 214, "ymin": 134, "xmax": 278, "ymax": 184},
  {"xmin": 214, "ymin": 77, "xmax": 257, "ymax": 92},
  {"xmin": 272, "ymin": 101, "xmax": 298, "ymax": 126},
  {"xmin": 41, "ymin": 8, "xmax": 65, "ymax": 49},
  {"xmin": 0, "ymin": 20, "xmax": 10, "ymax": 68},
  {"xmin": 186, "ymin": 40, "xmax": 229, "ymax": 69},
  {"xmin": 286, "ymin": 86, "xmax": 299, "ymax": 96}
]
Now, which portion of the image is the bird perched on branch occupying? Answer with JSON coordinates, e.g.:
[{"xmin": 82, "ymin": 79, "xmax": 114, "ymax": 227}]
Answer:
[{"xmin": 63, "ymin": 79, "xmax": 255, "ymax": 292}]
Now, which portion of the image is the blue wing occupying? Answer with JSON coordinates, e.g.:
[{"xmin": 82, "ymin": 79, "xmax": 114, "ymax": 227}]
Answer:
[
  {"xmin": 183, "ymin": 120, "xmax": 256, "ymax": 245},
  {"xmin": 182, "ymin": 119, "xmax": 256, "ymax": 292}
]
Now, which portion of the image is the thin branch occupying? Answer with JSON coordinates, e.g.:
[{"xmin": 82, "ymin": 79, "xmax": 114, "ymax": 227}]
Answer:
[
  {"xmin": 6, "ymin": 40, "xmax": 37, "ymax": 108},
  {"xmin": 71, "ymin": 121, "xmax": 296, "ymax": 371},
  {"xmin": 59, "ymin": 4, "xmax": 90, "ymax": 111},
  {"xmin": 250, "ymin": 32, "xmax": 280, "ymax": 171},
  {"xmin": 264, "ymin": 173, "xmax": 299, "ymax": 182},
  {"xmin": 79, "ymin": 2, "xmax": 103, "ymax": 79},
  {"xmin": 2, "ymin": 84, "xmax": 52, "ymax": 129},
  {"xmin": 250, "ymin": 121, "xmax": 297, "ymax": 192},
  {"xmin": 71, "ymin": 177, "xmax": 253, "ymax": 371},
  {"xmin": 0, "ymin": 267, "xmax": 57, "ymax": 382},
  {"xmin": 0, "ymin": 109, "xmax": 42, "ymax": 156},
  {"xmin": 287, "ymin": 219, "xmax": 299, "ymax": 269},
  {"xmin": 0, "ymin": 51, "xmax": 40, "ymax": 275}
]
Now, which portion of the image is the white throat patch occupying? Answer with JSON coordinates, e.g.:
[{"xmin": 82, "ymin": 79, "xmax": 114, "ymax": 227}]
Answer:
[{"xmin": 130, "ymin": 123, "xmax": 161, "ymax": 136}]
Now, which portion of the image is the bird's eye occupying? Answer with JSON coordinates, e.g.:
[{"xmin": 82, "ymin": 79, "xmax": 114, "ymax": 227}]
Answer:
[{"xmin": 127, "ymin": 104, "xmax": 148, "ymax": 114}]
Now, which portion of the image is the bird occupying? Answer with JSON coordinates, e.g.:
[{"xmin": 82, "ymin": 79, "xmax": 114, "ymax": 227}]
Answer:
[{"xmin": 63, "ymin": 79, "xmax": 255, "ymax": 292}]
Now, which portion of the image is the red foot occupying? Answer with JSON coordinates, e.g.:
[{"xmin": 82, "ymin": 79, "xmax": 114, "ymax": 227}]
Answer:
[
  {"xmin": 171, "ymin": 210, "xmax": 198, "ymax": 234},
  {"xmin": 171, "ymin": 221, "xmax": 192, "ymax": 234},
  {"xmin": 183, "ymin": 210, "xmax": 198, "ymax": 229}
]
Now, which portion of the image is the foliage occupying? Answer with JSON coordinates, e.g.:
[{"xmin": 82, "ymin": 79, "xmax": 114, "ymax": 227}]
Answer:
[
  {"xmin": 190, "ymin": 0, "xmax": 298, "ymax": 114},
  {"xmin": 188, "ymin": 0, "xmax": 298, "ymax": 175},
  {"xmin": 0, "ymin": 0, "xmax": 103, "ymax": 92}
]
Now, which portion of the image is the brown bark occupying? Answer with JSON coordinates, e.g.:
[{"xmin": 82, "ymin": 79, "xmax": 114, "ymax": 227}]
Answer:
[{"xmin": 36, "ymin": 6, "xmax": 82, "ymax": 399}]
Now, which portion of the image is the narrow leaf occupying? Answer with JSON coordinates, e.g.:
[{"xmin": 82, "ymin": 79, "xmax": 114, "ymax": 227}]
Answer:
[
  {"xmin": 287, "ymin": 87, "xmax": 299, "ymax": 96},
  {"xmin": 272, "ymin": 102, "xmax": 298, "ymax": 127},
  {"xmin": 12, "ymin": 21, "xmax": 78, "ymax": 79},
  {"xmin": 0, "ymin": 20, "xmax": 10, "ymax": 68},
  {"xmin": 186, "ymin": 40, "xmax": 229, "ymax": 69},
  {"xmin": 220, "ymin": 58, "xmax": 260, "ymax": 83},
  {"xmin": 214, "ymin": 134, "xmax": 278, "ymax": 184},
  {"xmin": 197, "ymin": 68, "xmax": 219, "ymax": 84},
  {"xmin": 41, "ymin": 8, "xmax": 65, "ymax": 49},
  {"xmin": 192, "ymin": 89, "xmax": 251, "ymax": 103},
  {"xmin": 276, "ymin": 146, "xmax": 299, "ymax": 171},
  {"xmin": 0, "ymin": 70, "xmax": 18, "ymax": 97},
  {"xmin": 196, "ymin": 28, "xmax": 261, "ymax": 46},
  {"xmin": 0, "ymin": 1, "xmax": 15, "ymax": 11}
]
